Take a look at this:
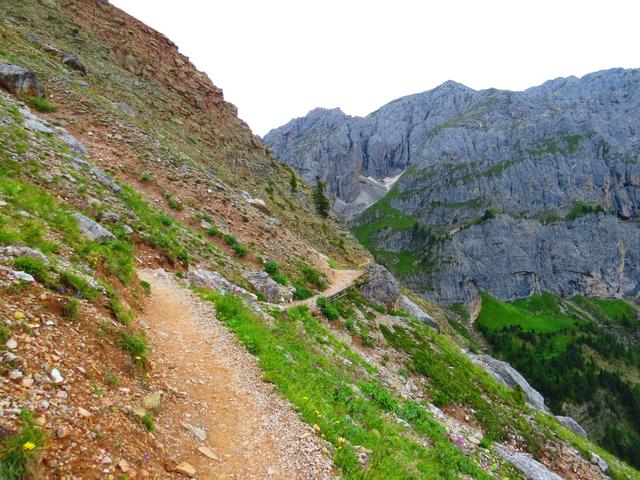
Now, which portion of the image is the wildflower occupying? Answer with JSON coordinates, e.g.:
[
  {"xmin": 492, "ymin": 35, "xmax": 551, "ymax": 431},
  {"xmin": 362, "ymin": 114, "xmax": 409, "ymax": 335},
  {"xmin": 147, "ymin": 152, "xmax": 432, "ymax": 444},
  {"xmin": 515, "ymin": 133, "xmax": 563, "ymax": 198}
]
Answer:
[{"xmin": 23, "ymin": 441, "xmax": 36, "ymax": 450}]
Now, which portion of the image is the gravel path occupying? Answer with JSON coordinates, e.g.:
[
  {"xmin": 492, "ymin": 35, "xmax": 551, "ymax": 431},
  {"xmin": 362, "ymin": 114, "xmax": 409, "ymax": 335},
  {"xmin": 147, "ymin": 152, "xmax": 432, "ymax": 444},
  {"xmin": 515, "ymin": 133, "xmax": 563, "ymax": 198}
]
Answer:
[
  {"xmin": 293, "ymin": 268, "xmax": 363, "ymax": 307},
  {"xmin": 139, "ymin": 269, "xmax": 336, "ymax": 480}
]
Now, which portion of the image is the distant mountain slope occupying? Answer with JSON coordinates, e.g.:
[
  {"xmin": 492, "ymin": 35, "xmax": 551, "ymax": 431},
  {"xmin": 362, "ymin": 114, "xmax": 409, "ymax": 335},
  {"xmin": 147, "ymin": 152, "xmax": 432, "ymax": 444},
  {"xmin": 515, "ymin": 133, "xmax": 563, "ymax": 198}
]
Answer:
[{"xmin": 265, "ymin": 69, "xmax": 640, "ymax": 303}]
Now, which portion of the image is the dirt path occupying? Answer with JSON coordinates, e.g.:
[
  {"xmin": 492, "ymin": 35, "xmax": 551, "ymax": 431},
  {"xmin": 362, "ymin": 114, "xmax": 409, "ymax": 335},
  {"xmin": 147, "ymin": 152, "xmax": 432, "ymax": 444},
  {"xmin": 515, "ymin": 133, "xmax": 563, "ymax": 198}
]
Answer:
[
  {"xmin": 139, "ymin": 269, "xmax": 335, "ymax": 480},
  {"xmin": 293, "ymin": 268, "xmax": 364, "ymax": 307}
]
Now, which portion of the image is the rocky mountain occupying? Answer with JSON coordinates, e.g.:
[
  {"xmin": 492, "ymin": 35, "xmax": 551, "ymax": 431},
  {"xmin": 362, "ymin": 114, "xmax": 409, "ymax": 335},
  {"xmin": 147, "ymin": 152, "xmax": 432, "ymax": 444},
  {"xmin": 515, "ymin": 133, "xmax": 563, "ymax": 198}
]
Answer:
[{"xmin": 264, "ymin": 69, "xmax": 640, "ymax": 304}]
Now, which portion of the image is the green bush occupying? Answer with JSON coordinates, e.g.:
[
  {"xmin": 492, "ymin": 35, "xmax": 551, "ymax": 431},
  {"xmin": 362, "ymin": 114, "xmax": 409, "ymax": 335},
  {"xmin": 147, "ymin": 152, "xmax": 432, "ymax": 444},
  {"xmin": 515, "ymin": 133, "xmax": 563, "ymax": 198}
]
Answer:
[
  {"xmin": 12, "ymin": 257, "xmax": 49, "ymax": 284},
  {"xmin": 301, "ymin": 264, "xmax": 326, "ymax": 290},
  {"xmin": 292, "ymin": 282, "xmax": 313, "ymax": 300},
  {"xmin": 59, "ymin": 271, "xmax": 98, "ymax": 300},
  {"xmin": 24, "ymin": 96, "xmax": 58, "ymax": 113},
  {"xmin": 61, "ymin": 298, "xmax": 80, "ymax": 320},
  {"xmin": 0, "ymin": 409, "xmax": 47, "ymax": 480},
  {"xmin": 140, "ymin": 171, "xmax": 153, "ymax": 182},
  {"xmin": 313, "ymin": 180, "xmax": 331, "ymax": 218},
  {"xmin": 232, "ymin": 242, "xmax": 247, "ymax": 257},
  {"xmin": 110, "ymin": 298, "xmax": 133, "ymax": 326},
  {"xmin": 142, "ymin": 412, "xmax": 154, "ymax": 432},
  {"xmin": 565, "ymin": 201, "xmax": 603, "ymax": 221},
  {"xmin": 317, "ymin": 297, "xmax": 340, "ymax": 320},
  {"xmin": 264, "ymin": 260, "xmax": 279, "ymax": 276},
  {"xmin": 222, "ymin": 233, "xmax": 236, "ymax": 246},
  {"xmin": 139, "ymin": 280, "xmax": 151, "ymax": 294},
  {"xmin": 117, "ymin": 331, "xmax": 148, "ymax": 362},
  {"xmin": 0, "ymin": 323, "xmax": 10, "ymax": 345},
  {"xmin": 206, "ymin": 226, "xmax": 218, "ymax": 236}
]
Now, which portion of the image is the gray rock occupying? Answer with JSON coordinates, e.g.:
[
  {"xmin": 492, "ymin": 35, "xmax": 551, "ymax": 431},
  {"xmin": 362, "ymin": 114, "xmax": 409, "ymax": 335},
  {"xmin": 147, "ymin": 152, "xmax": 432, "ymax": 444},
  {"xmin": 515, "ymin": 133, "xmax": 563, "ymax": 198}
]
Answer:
[
  {"xmin": 88, "ymin": 166, "xmax": 121, "ymax": 193},
  {"xmin": 101, "ymin": 211, "xmax": 122, "ymax": 223},
  {"xmin": 0, "ymin": 64, "xmax": 42, "ymax": 97},
  {"xmin": 10, "ymin": 271, "xmax": 35, "ymax": 283},
  {"xmin": 247, "ymin": 198, "xmax": 271, "ymax": 215},
  {"xmin": 467, "ymin": 353, "xmax": 546, "ymax": 411},
  {"xmin": 62, "ymin": 54, "xmax": 86, "ymax": 75},
  {"xmin": 265, "ymin": 68, "xmax": 640, "ymax": 304},
  {"xmin": 555, "ymin": 415, "xmax": 588, "ymax": 438},
  {"xmin": 1, "ymin": 246, "xmax": 50, "ymax": 266},
  {"xmin": 114, "ymin": 100, "xmax": 135, "ymax": 116},
  {"xmin": 243, "ymin": 271, "xmax": 292, "ymax": 303},
  {"xmin": 122, "ymin": 225, "xmax": 133, "ymax": 235},
  {"xmin": 72, "ymin": 213, "xmax": 115, "ymax": 242},
  {"xmin": 399, "ymin": 295, "xmax": 439, "ymax": 330},
  {"xmin": 591, "ymin": 452, "xmax": 610, "ymax": 475},
  {"xmin": 57, "ymin": 128, "xmax": 87, "ymax": 156},
  {"xmin": 186, "ymin": 268, "xmax": 256, "ymax": 301},
  {"xmin": 494, "ymin": 444, "xmax": 563, "ymax": 480},
  {"xmin": 181, "ymin": 422, "xmax": 207, "ymax": 441},
  {"xmin": 359, "ymin": 263, "xmax": 401, "ymax": 308}
]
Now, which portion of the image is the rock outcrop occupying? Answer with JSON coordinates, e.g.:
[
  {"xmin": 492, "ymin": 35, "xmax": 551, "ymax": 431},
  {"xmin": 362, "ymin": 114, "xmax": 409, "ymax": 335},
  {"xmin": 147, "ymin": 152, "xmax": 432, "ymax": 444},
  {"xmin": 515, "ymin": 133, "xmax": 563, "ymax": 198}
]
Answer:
[
  {"xmin": 467, "ymin": 353, "xmax": 547, "ymax": 411},
  {"xmin": 494, "ymin": 444, "xmax": 563, "ymax": 480},
  {"xmin": 359, "ymin": 263, "xmax": 400, "ymax": 308},
  {"xmin": 265, "ymin": 69, "xmax": 640, "ymax": 304},
  {"xmin": 555, "ymin": 415, "xmax": 588, "ymax": 438},
  {"xmin": 242, "ymin": 271, "xmax": 292, "ymax": 304},
  {"xmin": 399, "ymin": 295, "xmax": 439, "ymax": 331},
  {"xmin": 72, "ymin": 213, "xmax": 115, "ymax": 243},
  {"xmin": 0, "ymin": 63, "xmax": 42, "ymax": 97}
]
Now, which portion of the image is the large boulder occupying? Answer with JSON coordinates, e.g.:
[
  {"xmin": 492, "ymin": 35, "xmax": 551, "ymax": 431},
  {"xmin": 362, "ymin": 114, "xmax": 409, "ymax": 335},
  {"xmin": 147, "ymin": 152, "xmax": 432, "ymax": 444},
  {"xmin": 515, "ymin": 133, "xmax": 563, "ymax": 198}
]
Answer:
[
  {"xmin": 359, "ymin": 263, "xmax": 401, "ymax": 308},
  {"xmin": 399, "ymin": 295, "xmax": 439, "ymax": 331},
  {"xmin": 467, "ymin": 353, "xmax": 546, "ymax": 411},
  {"xmin": 186, "ymin": 268, "xmax": 256, "ymax": 301},
  {"xmin": 494, "ymin": 444, "xmax": 563, "ymax": 480},
  {"xmin": 243, "ymin": 271, "xmax": 292, "ymax": 303},
  {"xmin": 555, "ymin": 415, "xmax": 588, "ymax": 438},
  {"xmin": 72, "ymin": 213, "xmax": 115, "ymax": 242},
  {"xmin": 0, "ymin": 64, "xmax": 42, "ymax": 97}
]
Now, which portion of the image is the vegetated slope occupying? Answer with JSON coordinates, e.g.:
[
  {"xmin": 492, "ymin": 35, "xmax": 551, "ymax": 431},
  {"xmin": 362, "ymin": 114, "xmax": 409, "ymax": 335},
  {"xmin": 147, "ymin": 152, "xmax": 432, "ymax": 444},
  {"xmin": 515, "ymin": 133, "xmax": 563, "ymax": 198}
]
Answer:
[
  {"xmin": 0, "ymin": 0, "xmax": 638, "ymax": 479},
  {"xmin": 264, "ymin": 70, "xmax": 640, "ymax": 305},
  {"xmin": 474, "ymin": 292, "xmax": 640, "ymax": 468}
]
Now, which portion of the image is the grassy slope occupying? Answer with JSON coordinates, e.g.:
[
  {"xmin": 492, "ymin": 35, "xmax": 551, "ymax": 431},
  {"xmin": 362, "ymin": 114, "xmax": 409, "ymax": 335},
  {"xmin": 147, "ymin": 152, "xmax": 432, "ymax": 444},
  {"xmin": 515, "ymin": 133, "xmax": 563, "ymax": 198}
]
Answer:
[{"xmin": 476, "ymin": 291, "xmax": 640, "ymax": 471}]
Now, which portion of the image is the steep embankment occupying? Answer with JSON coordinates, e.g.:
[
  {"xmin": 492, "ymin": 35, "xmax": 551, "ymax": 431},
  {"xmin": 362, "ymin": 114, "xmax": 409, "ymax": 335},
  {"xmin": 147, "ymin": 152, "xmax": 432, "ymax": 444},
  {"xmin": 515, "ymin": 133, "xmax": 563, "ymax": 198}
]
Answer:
[{"xmin": 264, "ymin": 70, "xmax": 640, "ymax": 304}]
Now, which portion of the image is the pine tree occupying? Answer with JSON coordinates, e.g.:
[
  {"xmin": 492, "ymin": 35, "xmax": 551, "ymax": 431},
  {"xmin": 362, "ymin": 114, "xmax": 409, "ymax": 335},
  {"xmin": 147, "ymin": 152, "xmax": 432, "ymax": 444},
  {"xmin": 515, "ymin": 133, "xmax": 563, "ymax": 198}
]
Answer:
[
  {"xmin": 313, "ymin": 179, "xmax": 331, "ymax": 218},
  {"xmin": 289, "ymin": 171, "xmax": 298, "ymax": 192}
]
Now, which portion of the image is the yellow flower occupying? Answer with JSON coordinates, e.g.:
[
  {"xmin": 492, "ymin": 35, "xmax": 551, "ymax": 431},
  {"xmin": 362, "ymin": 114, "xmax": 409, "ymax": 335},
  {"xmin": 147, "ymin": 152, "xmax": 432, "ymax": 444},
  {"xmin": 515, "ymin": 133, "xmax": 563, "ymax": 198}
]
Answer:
[
  {"xmin": 135, "ymin": 356, "xmax": 142, "ymax": 360},
  {"xmin": 23, "ymin": 441, "xmax": 36, "ymax": 451}
]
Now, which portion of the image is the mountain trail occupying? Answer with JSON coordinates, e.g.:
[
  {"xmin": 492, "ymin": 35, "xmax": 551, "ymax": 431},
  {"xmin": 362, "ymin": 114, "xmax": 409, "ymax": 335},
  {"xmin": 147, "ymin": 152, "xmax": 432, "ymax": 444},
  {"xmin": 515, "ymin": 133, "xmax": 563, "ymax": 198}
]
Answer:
[
  {"xmin": 138, "ymin": 269, "xmax": 335, "ymax": 480},
  {"xmin": 293, "ymin": 267, "xmax": 364, "ymax": 307}
]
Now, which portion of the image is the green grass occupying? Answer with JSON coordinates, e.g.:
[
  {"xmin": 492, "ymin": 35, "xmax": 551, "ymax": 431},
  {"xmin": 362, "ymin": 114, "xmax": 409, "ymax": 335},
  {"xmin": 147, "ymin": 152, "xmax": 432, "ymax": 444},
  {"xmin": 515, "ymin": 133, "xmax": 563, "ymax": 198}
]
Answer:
[
  {"xmin": 200, "ymin": 291, "xmax": 498, "ymax": 479},
  {"xmin": 116, "ymin": 331, "xmax": 149, "ymax": 362},
  {"xmin": 12, "ymin": 257, "xmax": 49, "ymax": 284},
  {"xmin": 565, "ymin": 201, "xmax": 604, "ymax": 221},
  {"xmin": 23, "ymin": 96, "xmax": 58, "ymax": 113},
  {"xmin": 0, "ymin": 410, "xmax": 47, "ymax": 480},
  {"xmin": 476, "ymin": 291, "xmax": 575, "ymax": 334},
  {"xmin": 352, "ymin": 200, "xmax": 417, "ymax": 248},
  {"xmin": 61, "ymin": 298, "xmax": 80, "ymax": 320},
  {"xmin": 572, "ymin": 296, "xmax": 637, "ymax": 326}
]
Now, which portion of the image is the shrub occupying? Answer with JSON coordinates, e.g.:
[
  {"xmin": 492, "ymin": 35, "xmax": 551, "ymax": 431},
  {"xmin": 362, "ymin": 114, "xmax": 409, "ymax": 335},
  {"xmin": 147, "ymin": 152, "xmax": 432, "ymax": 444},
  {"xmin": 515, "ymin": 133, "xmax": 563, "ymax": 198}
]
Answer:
[
  {"xmin": 140, "ymin": 171, "xmax": 153, "ymax": 182},
  {"xmin": 110, "ymin": 298, "xmax": 133, "ymax": 326},
  {"xmin": 142, "ymin": 412, "xmax": 154, "ymax": 432},
  {"xmin": 206, "ymin": 226, "xmax": 218, "ymax": 236},
  {"xmin": 292, "ymin": 282, "xmax": 313, "ymax": 300},
  {"xmin": 61, "ymin": 298, "xmax": 80, "ymax": 320},
  {"xmin": 317, "ymin": 297, "xmax": 340, "ymax": 321},
  {"xmin": 290, "ymin": 172, "xmax": 298, "ymax": 192},
  {"xmin": 24, "ymin": 96, "xmax": 58, "ymax": 113},
  {"xmin": 0, "ymin": 409, "xmax": 47, "ymax": 480},
  {"xmin": 0, "ymin": 323, "xmax": 10, "ymax": 345},
  {"xmin": 301, "ymin": 264, "xmax": 326, "ymax": 290},
  {"xmin": 222, "ymin": 234, "xmax": 236, "ymax": 246},
  {"xmin": 117, "ymin": 331, "xmax": 148, "ymax": 362},
  {"xmin": 166, "ymin": 195, "xmax": 184, "ymax": 211},
  {"xmin": 105, "ymin": 371, "xmax": 121, "ymax": 387},
  {"xmin": 139, "ymin": 280, "xmax": 151, "ymax": 294},
  {"xmin": 13, "ymin": 257, "xmax": 49, "ymax": 284},
  {"xmin": 264, "ymin": 260, "xmax": 279, "ymax": 276},
  {"xmin": 232, "ymin": 242, "xmax": 247, "ymax": 257},
  {"xmin": 59, "ymin": 271, "xmax": 98, "ymax": 300}
]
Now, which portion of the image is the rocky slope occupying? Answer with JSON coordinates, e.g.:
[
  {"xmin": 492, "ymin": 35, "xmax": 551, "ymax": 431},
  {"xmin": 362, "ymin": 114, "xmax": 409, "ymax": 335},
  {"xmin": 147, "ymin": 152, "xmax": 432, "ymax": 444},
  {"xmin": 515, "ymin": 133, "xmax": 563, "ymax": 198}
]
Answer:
[{"xmin": 264, "ymin": 69, "xmax": 640, "ymax": 304}]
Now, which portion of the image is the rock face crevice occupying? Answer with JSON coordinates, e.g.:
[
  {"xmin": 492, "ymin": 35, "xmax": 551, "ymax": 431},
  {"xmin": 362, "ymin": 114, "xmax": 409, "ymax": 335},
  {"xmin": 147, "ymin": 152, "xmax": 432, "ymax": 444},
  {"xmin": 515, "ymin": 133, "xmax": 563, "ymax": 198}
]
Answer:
[{"xmin": 265, "ymin": 69, "xmax": 640, "ymax": 303}]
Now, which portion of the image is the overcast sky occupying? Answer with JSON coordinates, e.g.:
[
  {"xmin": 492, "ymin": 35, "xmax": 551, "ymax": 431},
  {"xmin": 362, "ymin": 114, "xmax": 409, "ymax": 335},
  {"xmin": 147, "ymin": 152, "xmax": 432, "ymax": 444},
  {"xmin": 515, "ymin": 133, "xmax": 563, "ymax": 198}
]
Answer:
[{"xmin": 112, "ymin": 0, "xmax": 638, "ymax": 136}]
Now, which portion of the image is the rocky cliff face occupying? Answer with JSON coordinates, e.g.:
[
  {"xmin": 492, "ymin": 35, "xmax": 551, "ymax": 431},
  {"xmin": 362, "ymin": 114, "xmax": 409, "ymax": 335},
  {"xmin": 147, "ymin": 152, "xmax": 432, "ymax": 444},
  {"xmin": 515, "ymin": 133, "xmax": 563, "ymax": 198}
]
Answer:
[{"xmin": 265, "ymin": 69, "xmax": 640, "ymax": 303}]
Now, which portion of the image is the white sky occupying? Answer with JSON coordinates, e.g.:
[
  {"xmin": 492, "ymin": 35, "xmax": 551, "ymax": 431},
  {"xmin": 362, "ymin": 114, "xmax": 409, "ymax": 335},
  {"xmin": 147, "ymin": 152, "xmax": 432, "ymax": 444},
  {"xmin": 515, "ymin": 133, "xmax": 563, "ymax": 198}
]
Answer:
[{"xmin": 112, "ymin": 0, "xmax": 639, "ymax": 136}]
